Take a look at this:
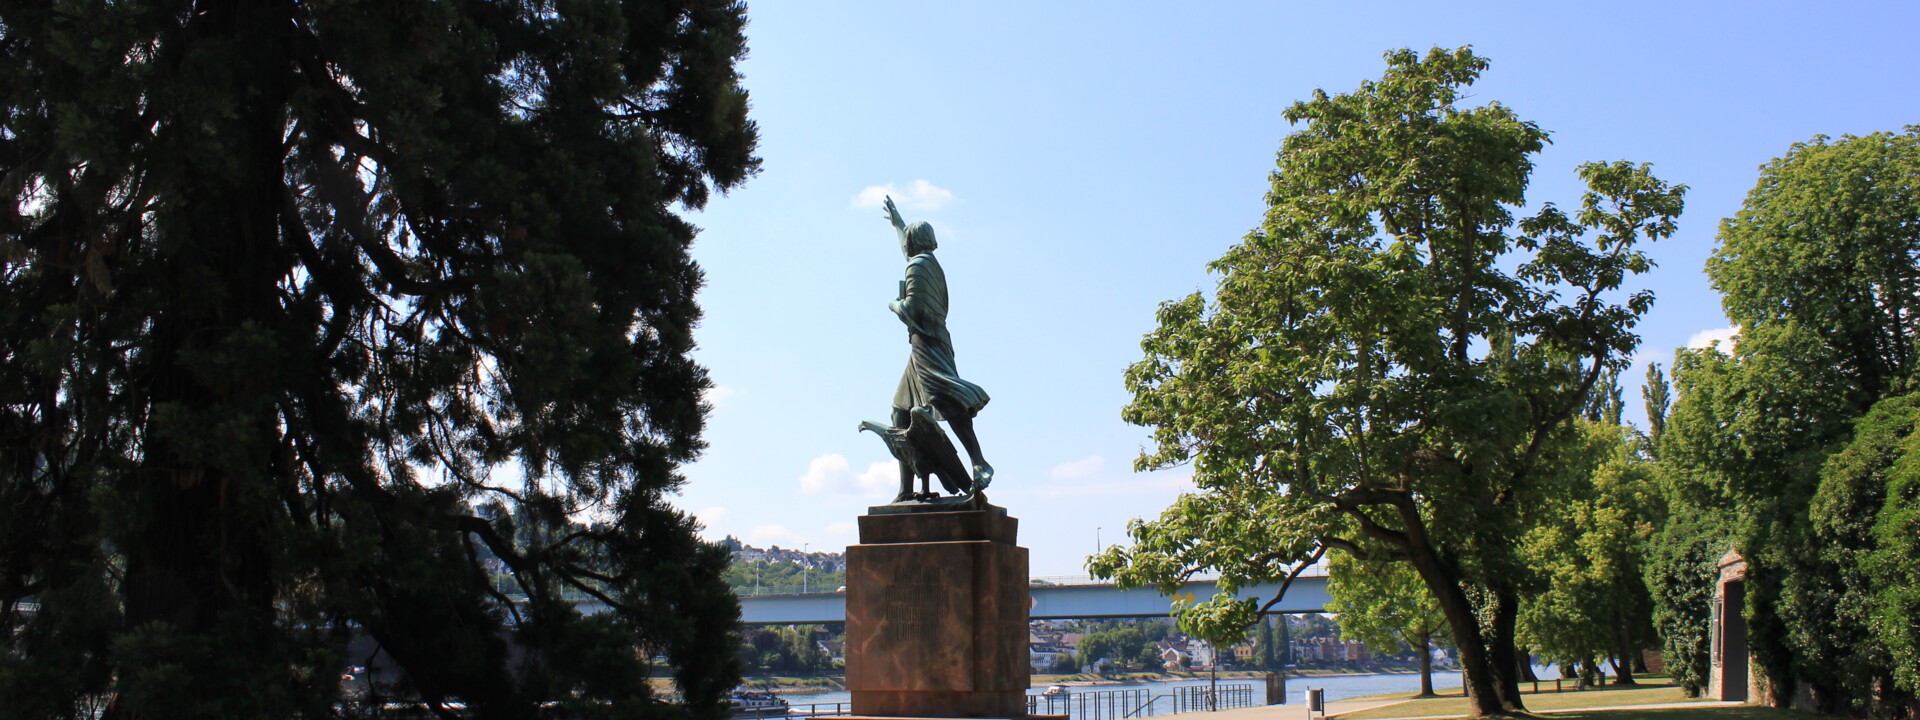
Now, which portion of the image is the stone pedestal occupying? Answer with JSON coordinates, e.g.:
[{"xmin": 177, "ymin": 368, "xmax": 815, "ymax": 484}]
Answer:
[{"xmin": 846, "ymin": 504, "xmax": 1029, "ymax": 718}]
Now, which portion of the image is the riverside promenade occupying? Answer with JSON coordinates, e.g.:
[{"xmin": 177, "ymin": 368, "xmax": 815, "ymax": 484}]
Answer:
[
  {"xmin": 1204, "ymin": 698, "xmax": 1746, "ymax": 720},
  {"xmin": 1204, "ymin": 698, "xmax": 1411, "ymax": 720}
]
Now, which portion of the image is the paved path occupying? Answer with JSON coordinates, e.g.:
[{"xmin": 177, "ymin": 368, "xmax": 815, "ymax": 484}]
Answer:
[
  {"xmin": 1200, "ymin": 697, "xmax": 1414, "ymax": 720},
  {"xmin": 1197, "ymin": 699, "xmax": 1744, "ymax": 720}
]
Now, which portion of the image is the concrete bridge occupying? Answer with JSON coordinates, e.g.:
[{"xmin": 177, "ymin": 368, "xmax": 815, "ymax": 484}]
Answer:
[{"xmin": 727, "ymin": 573, "xmax": 1332, "ymax": 625}]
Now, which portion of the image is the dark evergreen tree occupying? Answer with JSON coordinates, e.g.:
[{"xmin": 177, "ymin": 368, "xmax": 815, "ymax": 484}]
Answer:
[
  {"xmin": 1256, "ymin": 616, "xmax": 1277, "ymax": 671},
  {"xmin": 1641, "ymin": 363, "xmax": 1669, "ymax": 451},
  {"xmin": 0, "ymin": 1, "xmax": 759, "ymax": 718},
  {"xmin": 1581, "ymin": 368, "xmax": 1625, "ymax": 425}
]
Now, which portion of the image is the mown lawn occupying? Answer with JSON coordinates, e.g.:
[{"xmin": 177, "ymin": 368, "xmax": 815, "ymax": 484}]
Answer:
[
  {"xmin": 1336, "ymin": 677, "xmax": 1702, "ymax": 719},
  {"xmin": 1543, "ymin": 707, "xmax": 1822, "ymax": 720}
]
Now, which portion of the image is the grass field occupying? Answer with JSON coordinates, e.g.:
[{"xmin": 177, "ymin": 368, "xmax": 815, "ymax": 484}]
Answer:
[
  {"xmin": 1335, "ymin": 676, "xmax": 1703, "ymax": 719},
  {"xmin": 1535, "ymin": 707, "xmax": 1822, "ymax": 720}
]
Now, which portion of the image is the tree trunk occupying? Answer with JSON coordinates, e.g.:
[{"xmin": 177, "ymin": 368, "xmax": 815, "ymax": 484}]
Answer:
[
  {"xmin": 1210, "ymin": 659, "xmax": 1219, "ymax": 710},
  {"xmin": 1403, "ymin": 544, "xmax": 1503, "ymax": 716},
  {"xmin": 1614, "ymin": 610, "xmax": 1638, "ymax": 685},
  {"xmin": 1518, "ymin": 649, "xmax": 1539, "ymax": 682},
  {"xmin": 1486, "ymin": 583, "xmax": 1528, "ymax": 711},
  {"xmin": 1417, "ymin": 629, "xmax": 1435, "ymax": 697},
  {"xmin": 108, "ymin": 2, "xmax": 294, "ymax": 717}
]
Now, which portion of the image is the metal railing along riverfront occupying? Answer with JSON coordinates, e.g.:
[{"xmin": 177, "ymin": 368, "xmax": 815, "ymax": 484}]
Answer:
[{"xmin": 783, "ymin": 684, "xmax": 1257, "ymax": 720}]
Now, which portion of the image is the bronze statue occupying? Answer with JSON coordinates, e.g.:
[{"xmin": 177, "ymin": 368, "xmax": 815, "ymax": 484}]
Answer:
[{"xmin": 860, "ymin": 196, "xmax": 993, "ymax": 503}]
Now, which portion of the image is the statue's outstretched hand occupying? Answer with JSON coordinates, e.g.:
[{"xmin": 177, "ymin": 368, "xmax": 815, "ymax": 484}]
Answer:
[{"xmin": 883, "ymin": 195, "xmax": 905, "ymax": 230}]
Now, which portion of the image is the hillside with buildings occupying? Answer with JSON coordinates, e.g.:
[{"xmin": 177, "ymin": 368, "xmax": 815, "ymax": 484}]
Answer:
[{"xmin": 721, "ymin": 537, "xmax": 848, "ymax": 595}]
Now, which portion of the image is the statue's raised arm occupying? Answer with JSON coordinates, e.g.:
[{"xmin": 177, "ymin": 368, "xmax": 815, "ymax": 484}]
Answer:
[
  {"xmin": 858, "ymin": 197, "xmax": 995, "ymax": 505},
  {"xmin": 883, "ymin": 195, "xmax": 906, "ymax": 233}
]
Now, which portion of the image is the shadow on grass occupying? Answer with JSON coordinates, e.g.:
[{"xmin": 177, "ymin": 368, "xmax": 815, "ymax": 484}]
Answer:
[
  {"xmin": 1547, "ymin": 707, "xmax": 1823, "ymax": 720},
  {"xmin": 1346, "ymin": 703, "xmax": 1822, "ymax": 720},
  {"xmin": 1335, "ymin": 678, "xmax": 1695, "ymax": 720}
]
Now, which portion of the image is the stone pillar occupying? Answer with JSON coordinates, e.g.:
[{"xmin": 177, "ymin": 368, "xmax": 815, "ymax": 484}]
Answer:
[
  {"xmin": 1708, "ymin": 549, "xmax": 1749, "ymax": 702},
  {"xmin": 846, "ymin": 504, "xmax": 1029, "ymax": 718}
]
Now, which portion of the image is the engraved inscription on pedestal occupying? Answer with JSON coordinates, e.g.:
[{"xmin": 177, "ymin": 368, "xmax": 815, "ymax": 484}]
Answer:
[{"xmin": 855, "ymin": 546, "xmax": 973, "ymax": 692}]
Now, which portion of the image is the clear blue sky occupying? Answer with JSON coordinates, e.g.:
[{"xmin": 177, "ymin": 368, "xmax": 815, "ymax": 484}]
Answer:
[{"xmin": 670, "ymin": 1, "xmax": 1920, "ymax": 576}]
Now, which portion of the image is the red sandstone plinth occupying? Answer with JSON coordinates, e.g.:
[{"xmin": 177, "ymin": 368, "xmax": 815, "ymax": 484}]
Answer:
[{"xmin": 846, "ymin": 505, "xmax": 1029, "ymax": 718}]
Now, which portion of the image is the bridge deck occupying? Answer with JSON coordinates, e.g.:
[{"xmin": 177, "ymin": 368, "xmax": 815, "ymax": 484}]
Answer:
[{"xmin": 730, "ymin": 575, "xmax": 1330, "ymax": 625}]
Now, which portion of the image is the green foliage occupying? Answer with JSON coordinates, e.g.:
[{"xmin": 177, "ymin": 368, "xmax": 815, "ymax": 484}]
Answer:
[
  {"xmin": 1645, "ymin": 127, "xmax": 1920, "ymax": 711},
  {"xmin": 1709, "ymin": 129, "xmax": 1920, "ymax": 405},
  {"xmin": 1256, "ymin": 617, "xmax": 1279, "ymax": 670},
  {"xmin": 0, "ymin": 1, "xmax": 759, "ymax": 716},
  {"xmin": 1048, "ymin": 652, "xmax": 1081, "ymax": 675},
  {"xmin": 1078, "ymin": 624, "xmax": 1160, "ymax": 671},
  {"xmin": 1783, "ymin": 393, "xmax": 1920, "ymax": 708},
  {"xmin": 722, "ymin": 560, "xmax": 846, "ymax": 596},
  {"xmin": 1291, "ymin": 614, "xmax": 1341, "ymax": 641},
  {"xmin": 738, "ymin": 626, "xmax": 831, "ymax": 676},
  {"xmin": 1172, "ymin": 592, "xmax": 1256, "ymax": 657},
  {"xmin": 1517, "ymin": 421, "xmax": 1661, "ymax": 674},
  {"xmin": 1874, "ymin": 411, "xmax": 1920, "ymax": 694},
  {"xmin": 1642, "ymin": 363, "xmax": 1670, "ymax": 451},
  {"xmin": 1090, "ymin": 46, "xmax": 1681, "ymax": 715},
  {"xmin": 1325, "ymin": 554, "xmax": 1448, "ymax": 657},
  {"xmin": 1641, "ymin": 513, "xmax": 1729, "ymax": 697},
  {"xmin": 1584, "ymin": 370, "xmax": 1626, "ymax": 425}
]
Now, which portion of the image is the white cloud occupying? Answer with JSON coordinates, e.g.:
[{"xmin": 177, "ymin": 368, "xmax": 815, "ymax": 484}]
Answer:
[
  {"xmin": 692, "ymin": 507, "xmax": 728, "ymax": 540},
  {"xmin": 702, "ymin": 384, "xmax": 743, "ymax": 409},
  {"xmin": 825, "ymin": 521, "xmax": 858, "ymax": 538},
  {"xmin": 748, "ymin": 524, "xmax": 806, "ymax": 549},
  {"xmin": 856, "ymin": 461, "xmax": 897, "ymax": 494},
  {"xmin": 799, "ymin": 453, "xmax": 896, "ymax": 495},
  {"xmin": 1687, "ymin": 326, "xmax": 1740, "ymax": 351},
  {"xmin": 799, "ymin": 454, "xmax": 851, "ymax": 493},
  {"xmin": 1051, "ymin": 455, "xmax": 1105, "ymax": 479},
  {"xmin": 852, "ymin": 179, "xmax": 955, "ymax": 211}
]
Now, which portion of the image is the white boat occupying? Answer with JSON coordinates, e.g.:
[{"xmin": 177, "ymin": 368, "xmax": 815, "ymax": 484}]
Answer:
[{"xmin": 729, "ymin": 691, "xmax": 791, "ymax": 718}]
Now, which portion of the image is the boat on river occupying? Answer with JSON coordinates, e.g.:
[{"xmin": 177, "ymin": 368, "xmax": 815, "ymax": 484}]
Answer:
[{"xmin": 729, "ymin": 691, "xmax": 791, "ymax": 718}]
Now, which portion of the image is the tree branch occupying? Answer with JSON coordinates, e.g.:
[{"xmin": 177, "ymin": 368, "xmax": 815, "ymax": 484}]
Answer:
[{"xmin": 1256, "ymin": 545, "xmax": 1329, "ymax": 618}]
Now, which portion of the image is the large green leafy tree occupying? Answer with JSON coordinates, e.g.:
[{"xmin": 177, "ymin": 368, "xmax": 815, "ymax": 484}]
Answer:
[
  {"xmin": 1710, "ymin": 129, "xmax": 1920, "ymax": 407},
  {"xmin": 1800, "ymin": 393, "xmax": 1920, "ymax": 708},
  {"xmin": 1088, "ymin": 47, "xmax": 1684, "ymax": 717},
  {"xmin": 1516, "ymin": 421, "xmax": 1660, "ymax": 685},
  {"xmin": 1871, "ymin": 400, "xmax": 1920, "ymax": 698},
  {"xmin": 0, "ymin": 1, "xmax": 758, "ymax": 718},
  {"xmin": 1640, "ymin": 357, "xmax": 1727, "ymax": 697},
  {"xmin": 1659, "ymin": 128, "xmax": 1920, "ymax": 712},
  {"xmin": 1325, "ymin": 554, "xmax": 1449, "ymax": 696}
]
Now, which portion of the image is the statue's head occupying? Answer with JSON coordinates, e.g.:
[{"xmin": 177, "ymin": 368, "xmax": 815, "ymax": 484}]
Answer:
[{"xmin": 902, "ymin": 221, "xmax": 938, "ymax": 258}]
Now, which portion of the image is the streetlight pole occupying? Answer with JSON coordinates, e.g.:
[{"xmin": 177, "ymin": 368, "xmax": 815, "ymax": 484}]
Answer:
[{"xmin": 1096, "ymin": 526, "xmax": 1102, "ymax": 555}]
